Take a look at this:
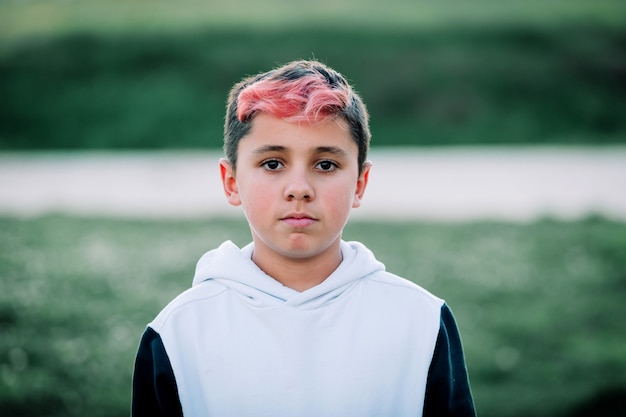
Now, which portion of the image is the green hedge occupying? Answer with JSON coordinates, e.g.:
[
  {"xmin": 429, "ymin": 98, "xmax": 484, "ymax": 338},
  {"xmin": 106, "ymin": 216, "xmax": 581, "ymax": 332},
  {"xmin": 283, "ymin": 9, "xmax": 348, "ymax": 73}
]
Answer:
[{"xmin": 1, "ymin": 25, "xmax": 625, "ymax": 150}]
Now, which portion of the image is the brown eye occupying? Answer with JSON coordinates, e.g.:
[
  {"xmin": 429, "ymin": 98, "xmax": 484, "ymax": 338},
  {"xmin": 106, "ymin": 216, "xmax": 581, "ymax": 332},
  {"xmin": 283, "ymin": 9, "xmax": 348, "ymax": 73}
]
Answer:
[
  {"xmin": 261, "ymin": 160, "xmax": 283, "ymax": 171},
  {"xmin": 316, "ymin": 160, "xmax": 338, "ymax": 172}
]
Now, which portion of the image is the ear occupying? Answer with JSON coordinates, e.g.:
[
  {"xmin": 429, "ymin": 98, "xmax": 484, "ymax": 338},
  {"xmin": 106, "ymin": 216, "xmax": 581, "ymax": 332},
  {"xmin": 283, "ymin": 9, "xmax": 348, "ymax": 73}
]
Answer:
[
  {"xmin": 219, "ymin": 158, "xmax": 241, "ymax": 206},
  {"xmin": 352, "ymin": 161, "xmax": 372, "ymax": 208}
]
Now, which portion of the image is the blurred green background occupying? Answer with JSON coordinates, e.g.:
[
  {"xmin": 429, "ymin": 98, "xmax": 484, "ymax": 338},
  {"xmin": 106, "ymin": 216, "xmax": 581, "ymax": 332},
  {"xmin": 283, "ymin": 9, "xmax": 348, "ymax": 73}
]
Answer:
[
  {"xmin": 2, "ymin": 216, "xmax": 626, "ymax": 417},
  {"xmin": 1, "ymin": 0, "xmax": 626, "ymax": 150},
  {"xmin": 1, "ymin": 1, "xmax": 626, "ymax": 416}
]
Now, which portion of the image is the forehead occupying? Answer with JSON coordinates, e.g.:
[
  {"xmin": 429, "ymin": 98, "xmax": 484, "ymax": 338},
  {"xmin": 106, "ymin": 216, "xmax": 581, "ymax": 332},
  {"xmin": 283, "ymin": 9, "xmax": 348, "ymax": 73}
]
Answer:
[{"xmin": 240, "ymin": 113, "xmax": 356, "ymax": 154}]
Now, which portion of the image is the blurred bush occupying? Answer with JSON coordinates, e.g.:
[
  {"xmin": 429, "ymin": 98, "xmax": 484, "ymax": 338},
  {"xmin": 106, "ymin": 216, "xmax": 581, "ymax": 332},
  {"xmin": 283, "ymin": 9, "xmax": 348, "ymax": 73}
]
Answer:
[{"xmin": 1, "ymin": 1, "xmax": 625, "ymax": 150}]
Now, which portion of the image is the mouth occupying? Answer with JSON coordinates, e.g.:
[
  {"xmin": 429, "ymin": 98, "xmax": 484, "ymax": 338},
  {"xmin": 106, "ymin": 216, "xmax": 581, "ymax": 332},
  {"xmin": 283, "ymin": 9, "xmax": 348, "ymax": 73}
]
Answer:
[{"xmin": 281, "ymin": 214, "xmax": 317, "ymax": 228}]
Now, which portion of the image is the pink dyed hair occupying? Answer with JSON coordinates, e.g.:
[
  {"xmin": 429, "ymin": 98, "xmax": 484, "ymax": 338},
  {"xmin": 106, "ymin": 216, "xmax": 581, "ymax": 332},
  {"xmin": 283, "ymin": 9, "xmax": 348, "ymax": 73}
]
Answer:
[
  {"xmin": 236, "ymin": 74, "xmax": 351, "ymax": 124},
  {"xmin": 223, "ymin": 60, "xmax": 370, "ymax": 173}
]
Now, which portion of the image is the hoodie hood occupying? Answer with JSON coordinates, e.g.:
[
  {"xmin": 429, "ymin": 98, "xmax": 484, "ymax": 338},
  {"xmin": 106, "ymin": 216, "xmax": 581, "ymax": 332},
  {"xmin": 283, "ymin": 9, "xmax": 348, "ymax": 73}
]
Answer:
[{"xmin": 192, "ymin": 240, "xmax": 385, "ymax": 309}]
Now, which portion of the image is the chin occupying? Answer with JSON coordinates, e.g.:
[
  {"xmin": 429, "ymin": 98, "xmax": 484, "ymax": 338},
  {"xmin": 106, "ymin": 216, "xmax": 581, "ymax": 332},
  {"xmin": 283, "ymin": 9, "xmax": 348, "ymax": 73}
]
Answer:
[{"xmin": 285, "ymin": 238, "xmax": 337, "ymax": 258}]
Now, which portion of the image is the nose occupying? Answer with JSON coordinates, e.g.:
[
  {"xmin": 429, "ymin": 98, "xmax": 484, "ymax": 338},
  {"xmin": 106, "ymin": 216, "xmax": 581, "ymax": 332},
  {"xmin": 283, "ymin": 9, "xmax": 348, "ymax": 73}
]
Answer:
[{"xmin": 284, "ymin": 167, "xmax": 314, "ymax": 201}]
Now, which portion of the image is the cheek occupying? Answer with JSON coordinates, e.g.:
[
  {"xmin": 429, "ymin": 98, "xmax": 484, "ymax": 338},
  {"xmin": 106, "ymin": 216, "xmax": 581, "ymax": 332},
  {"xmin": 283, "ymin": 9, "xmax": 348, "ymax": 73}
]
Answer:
[
  {"xmin": 240, "ymin": 182, "xmax": 275, "ymax": 217},
  {"xmin": 323, "ymin": 185, "xmax": 356, "ymax": 219}
]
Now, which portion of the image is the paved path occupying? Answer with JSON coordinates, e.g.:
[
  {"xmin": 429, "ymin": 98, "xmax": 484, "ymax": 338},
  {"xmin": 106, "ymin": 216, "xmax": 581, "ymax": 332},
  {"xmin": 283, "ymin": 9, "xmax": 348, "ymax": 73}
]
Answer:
[{"xmin": 1, "ymin": 147, "xmax": 625, "ymax": 222}]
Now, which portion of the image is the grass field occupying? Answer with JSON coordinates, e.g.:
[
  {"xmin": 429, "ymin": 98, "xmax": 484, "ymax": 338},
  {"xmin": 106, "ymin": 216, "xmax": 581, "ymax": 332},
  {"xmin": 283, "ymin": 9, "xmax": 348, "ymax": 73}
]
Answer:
[
  {"xmin": 1, "ymin": 215, "xmax": 625, "ymax": 416},
  {"xmin": 1, "ymin": 0, "xmax": 625, "ymax": 150}
]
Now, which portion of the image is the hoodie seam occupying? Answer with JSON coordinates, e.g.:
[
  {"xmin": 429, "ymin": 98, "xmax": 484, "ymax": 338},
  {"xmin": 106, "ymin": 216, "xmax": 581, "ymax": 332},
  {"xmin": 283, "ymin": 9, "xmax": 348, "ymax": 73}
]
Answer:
[
  {"xmin": 283, "ymin": 279, "xmax": 362, "ymax": 310},
  {"xmin": 364, "ymin": 273, "xmax": 445, "ymax": 305},
  {"xmin": 155, "ymin": 285, "xmax": 230, "ymax": 329}
]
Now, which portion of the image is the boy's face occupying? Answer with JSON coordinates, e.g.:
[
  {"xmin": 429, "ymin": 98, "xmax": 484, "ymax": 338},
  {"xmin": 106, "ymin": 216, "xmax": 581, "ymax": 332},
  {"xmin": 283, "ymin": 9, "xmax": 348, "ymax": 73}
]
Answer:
[{"xmin": 220, "ymin": 113, "xmax": 370, "ymax": 263}]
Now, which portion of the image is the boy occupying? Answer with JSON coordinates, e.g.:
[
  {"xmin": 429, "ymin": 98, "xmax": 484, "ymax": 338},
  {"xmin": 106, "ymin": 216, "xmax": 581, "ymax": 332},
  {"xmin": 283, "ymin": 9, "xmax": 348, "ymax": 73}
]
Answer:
[{"xmin": 132, "ymin": 60, "xmax": 476, "ymax": 416}]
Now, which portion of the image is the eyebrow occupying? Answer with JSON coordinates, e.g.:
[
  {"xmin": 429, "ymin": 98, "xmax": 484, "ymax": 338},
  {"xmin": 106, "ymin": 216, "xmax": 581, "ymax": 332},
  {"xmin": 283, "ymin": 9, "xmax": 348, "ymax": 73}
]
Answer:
[
  {"xmin": 315, "ymin": 146, "xmax": 349, "ymax": 158},
  {"xmin": 252, "ymin": 145, "xmax": 349, "ymax": 158},
  {"xmin": 252, "ymin": 145, "xmax": 287, "ymax": 155}
]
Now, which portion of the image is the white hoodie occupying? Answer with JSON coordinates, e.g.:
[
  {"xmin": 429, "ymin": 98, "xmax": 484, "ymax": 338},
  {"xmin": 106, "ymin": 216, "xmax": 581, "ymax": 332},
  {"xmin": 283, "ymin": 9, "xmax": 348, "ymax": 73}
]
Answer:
[{"xmin": 132, "ymin": 240, "xmax": 475, "ymax": 417}]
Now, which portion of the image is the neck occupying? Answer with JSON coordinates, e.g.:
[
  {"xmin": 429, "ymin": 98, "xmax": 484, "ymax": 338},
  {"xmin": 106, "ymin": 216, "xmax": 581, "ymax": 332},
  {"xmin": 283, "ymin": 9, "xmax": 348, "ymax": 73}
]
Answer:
[{"xmin": 251, "ymin": 244, "xmax": 343, "ymax": 292}]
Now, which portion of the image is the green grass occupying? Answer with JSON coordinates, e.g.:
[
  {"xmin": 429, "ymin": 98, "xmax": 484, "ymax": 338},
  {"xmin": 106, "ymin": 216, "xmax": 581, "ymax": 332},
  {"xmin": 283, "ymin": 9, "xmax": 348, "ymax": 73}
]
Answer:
[{"xmin": 1, "ymin": 215, "xmax": 625, "ymax": 416}]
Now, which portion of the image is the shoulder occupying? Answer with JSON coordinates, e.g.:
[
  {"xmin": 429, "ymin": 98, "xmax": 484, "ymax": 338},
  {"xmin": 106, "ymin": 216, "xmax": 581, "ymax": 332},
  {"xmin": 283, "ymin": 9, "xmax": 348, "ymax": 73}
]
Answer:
[
  {"xmin": 364, "ymin": 270, "xmax": 444, "ymax": 308},
  {"xmin": 350, "ymin": 270, "xmax": 445, "ymax": 328},
  {"xmin": 342, "ymin": 240, "xmax": 444, "ymax": 312},
  {"xmin": 149, "ymin": 280, "xmax": 229, "ymax": 332}
]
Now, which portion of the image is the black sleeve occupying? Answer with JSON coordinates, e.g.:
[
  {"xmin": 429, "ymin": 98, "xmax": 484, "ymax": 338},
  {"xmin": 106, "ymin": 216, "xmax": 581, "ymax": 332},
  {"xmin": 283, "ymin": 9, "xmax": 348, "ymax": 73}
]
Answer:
[
  {"xmin": 132, "ymin": 327, "xmax": 184, "ymax": 417},
  {"xmin": 423, "ymin": 304, "xmax": 477, "ymax": 417}
]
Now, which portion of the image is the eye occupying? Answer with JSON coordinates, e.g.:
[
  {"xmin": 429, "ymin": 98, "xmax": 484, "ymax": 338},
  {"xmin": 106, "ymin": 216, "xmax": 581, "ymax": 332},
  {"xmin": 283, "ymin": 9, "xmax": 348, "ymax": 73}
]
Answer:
[
  {"xmin": 261, "ymin": 159, "xmax": 284, "ymax": 171},
  {"xmin": 315, "ymin": 160, "xmax": 338, "ymax": 172}
]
